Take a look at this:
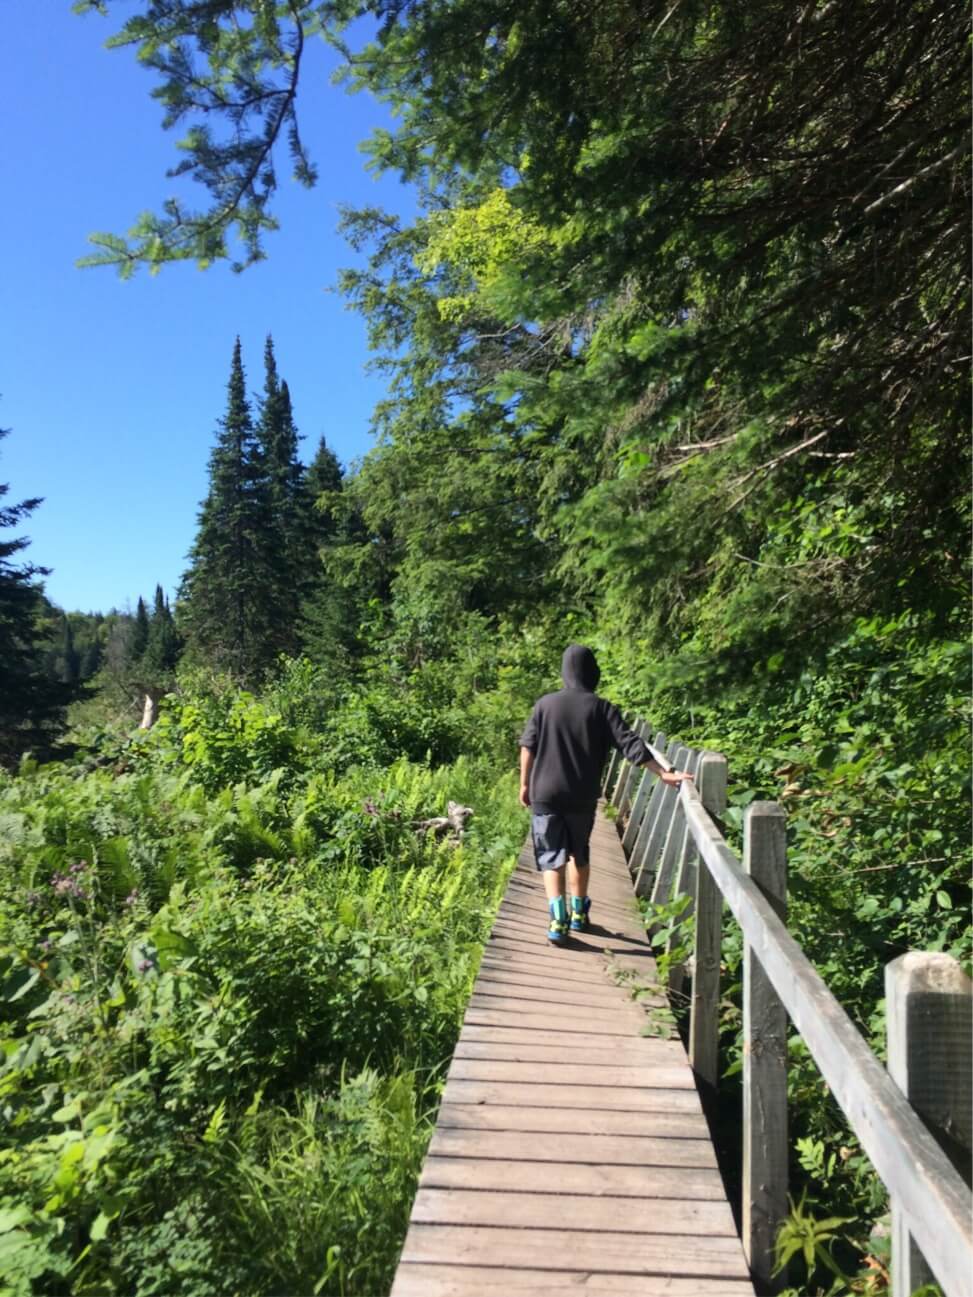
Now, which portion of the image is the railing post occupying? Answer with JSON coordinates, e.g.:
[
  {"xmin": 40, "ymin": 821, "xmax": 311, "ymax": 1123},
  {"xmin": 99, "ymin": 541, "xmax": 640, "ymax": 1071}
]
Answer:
[
  {"xmin": 621, "ymin": 731, "xmax": 665, "ymax": 855},
  {"xmin": 603, "ymin": 743, "xmax": 623, "ymax": 799},
  {"xmin": 666, "ymin": 748, "xmax": 706, "ymax": 993},
  {"xmin": 742, "ymin": 801, "xmax": 788, "ymax": 1293},
  {"xmin": 631, "ymin": 738, "xmax": 679, "ymax": 887},
  {"xmin": 885, "ymin": 952, "xmax": 973, "ymax": 1297},
  {"xmin": 646, "ymin": 745, "xmax": 691, "ymax": 902},
  {"xmin": 689, "ymin": 752, "xmax": 728, "ymax": 1089},
  {"xmin": 616, "ymin": 721, "xmax": 650, "ymax": 818},
  {"xmin": 634, "ymin": 742, "xmax": 685, "ymax": 897}
]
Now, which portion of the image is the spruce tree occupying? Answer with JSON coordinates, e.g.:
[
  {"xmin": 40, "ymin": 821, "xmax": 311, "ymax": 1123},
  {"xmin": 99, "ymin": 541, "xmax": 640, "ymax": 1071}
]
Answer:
[
  {"xmin": 179, "ymin": 338, "xmax": 276, "ymax": 682},
  {"xmin": 144, "ymin": 584, "xmax": 180, "ymax": 679},
  {"xmin": 124, "ymin": 585, "xmax": 182, "ymax": 729},
  {"xmin": 130, "ymin": 596, "xmax": 150, "ymax": 663},
  {"xmin": 255, "ymin": 336, "xmax": 305, "ymax": 658},
  {"xmin": 300, "ymin": 437, "xmax": 364, "ymax": 669},
  {"xmin": 80, "ymin": 637, "xmax": 103, "ymax": 681},
  {"xmin": 56, "ymin": 614, "xmax": 80, "ymax": 685},
  {"xmin": 0, "ymin": 428, "xmax": 72, "ymax": 767},
  {"xmin": 305, "ymin": 434, "xmax": 343, "ymax": 513}
]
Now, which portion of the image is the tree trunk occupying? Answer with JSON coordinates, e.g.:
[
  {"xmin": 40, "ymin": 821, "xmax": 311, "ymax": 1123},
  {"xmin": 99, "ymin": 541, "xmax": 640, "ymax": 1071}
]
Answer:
[{"xmin": 140, "ymin": 689, "xmax": 162, "ymax": 730}]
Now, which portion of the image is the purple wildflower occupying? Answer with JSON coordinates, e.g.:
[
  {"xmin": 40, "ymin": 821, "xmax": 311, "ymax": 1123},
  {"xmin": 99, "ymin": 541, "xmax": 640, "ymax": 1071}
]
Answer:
[
  {"xmin": 124, "ymin": 890, "xmax": 139, "ymax": 907},
  {"xmin": 39, "ymin": 939, "xmax": 53, "ymax": 953},
  {"xmin": 24, "ymin": 890, "xmax": 42, "ymax": 909},
  {"xmin": 137, "ymin": 959, "xmax": 153, "ymax": 974},
  {"xmin": 51, "ymin": 872, "xmax": 87, "ymax": 900}
]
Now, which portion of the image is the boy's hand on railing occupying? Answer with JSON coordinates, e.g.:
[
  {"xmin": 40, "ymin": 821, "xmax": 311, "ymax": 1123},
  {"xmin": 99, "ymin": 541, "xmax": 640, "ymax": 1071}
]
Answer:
[{"xmin": 660, "ymin": 769, "xmax": 694, "ymax": 787}]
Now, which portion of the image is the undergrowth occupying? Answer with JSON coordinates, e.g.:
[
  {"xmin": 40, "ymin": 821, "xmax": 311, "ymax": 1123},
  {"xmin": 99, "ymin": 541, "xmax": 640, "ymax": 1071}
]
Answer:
[{"xmin": 0, "ymin": 658, "xmax": 531, "ymax": 1296}]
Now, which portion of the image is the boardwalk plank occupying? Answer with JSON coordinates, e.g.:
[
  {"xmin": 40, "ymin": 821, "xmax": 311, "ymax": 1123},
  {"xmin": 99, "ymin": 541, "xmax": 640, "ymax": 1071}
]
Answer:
[
  {"xmin": 473, "ymin": 963, "xmax": 610, "ymax": 990},
  {"xmin": 393, "ymin": 1267, "xmax": 753, "ymax": 1297},
  {"xmin": 446, "ymin": 1058, "xmax": 696, "ymax": 1090},
  {"xmin": 434, "ymin": 1102, "xmax": 706, "ymax": 1138},
  {"xmin": 483, "ymin": 931, "xmax": 656, "ymax": 961},
  {"xmin": 441, "ymin": 1079, "xmax": 704, "ymax": 1114},
  {"xmin": 400, "ymin": 1224, "xmax": 752, "ymax": 1277},
  {"xmin": 464, "ymin": 1005, "xmax": 654, "ymax": 1036},
  {"xmin": 427, "ymin": 1127, "xmax": 719, "ymax": 1168},
  {"xmin": 411, "ymin": 1188, "xmax": 739, "ymax": 1235},
  {"xmin": 452, "ymin": 1040, "xmax": 682, "ymax": 1067},
  {"xmin": 464, "ymin": 997, "xmax": 649, "ymax": 1029},
  {"xmin": 418, "ymin": 1156, "xmax": 729, "ymax": 1199},
  {"xmin": 470, "ymin": 975, "xmax": 641, "ymax": 1010},
  {"xmin": 470, "ymin": 978, "xmax": 640, "ymax": 1009},
  {"xmin": 475, "ymin": 963, "xmax": 657, "ymax": 997}
]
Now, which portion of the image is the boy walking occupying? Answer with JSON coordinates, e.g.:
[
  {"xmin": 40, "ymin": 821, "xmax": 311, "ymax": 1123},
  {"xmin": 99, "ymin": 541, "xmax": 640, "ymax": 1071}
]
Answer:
[{"xmin": 519, "ymin": 645, "xmax": 694, "ymax": 944}]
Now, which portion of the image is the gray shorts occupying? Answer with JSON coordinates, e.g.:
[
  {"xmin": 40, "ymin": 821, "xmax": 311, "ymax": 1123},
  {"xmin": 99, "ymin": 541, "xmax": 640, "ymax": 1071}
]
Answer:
[{"xmin": 531, "ymin": 809, "xmax": 596, "ymax": 872}]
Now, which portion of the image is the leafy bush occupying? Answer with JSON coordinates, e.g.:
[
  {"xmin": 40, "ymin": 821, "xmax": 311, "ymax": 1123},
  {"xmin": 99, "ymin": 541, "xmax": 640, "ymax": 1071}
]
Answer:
[
  {"xmin": 612, "ymin": 609, "xmax": 971, "ymax": 1291},
  {"xmin": 0, "ymin": 651, "xmax": 529, "ymax": 1295}
]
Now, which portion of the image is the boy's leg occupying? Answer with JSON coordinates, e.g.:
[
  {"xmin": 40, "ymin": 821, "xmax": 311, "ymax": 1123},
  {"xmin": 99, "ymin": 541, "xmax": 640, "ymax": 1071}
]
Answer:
[
  {"xmin": 531, "ymin": 814, "xmax": 569, "ymax": 943},
  {"xmin": 543, "ymin": 865, "xmax": 569, "ymax": 943},
  {"xmin": 566, "ymin": 808, "xmax": 596, "ymax": 931},
  {"xmin": 568, "ymin": 857, "xmax": 592, "ymax": 930},
  {"xmin": 567, "ymin": 857, "xmax": 590, "ymax": 901},
  {"xmin": 543, "ymin": 865, "xmax": 567, "ymax": 903}
]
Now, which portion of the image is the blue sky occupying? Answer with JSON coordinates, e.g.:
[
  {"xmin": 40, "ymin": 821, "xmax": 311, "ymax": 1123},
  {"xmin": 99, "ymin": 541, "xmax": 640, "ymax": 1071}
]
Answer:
[{"xmin": 1, "ymin": 4, "xmax": 417, "ymax": 613}]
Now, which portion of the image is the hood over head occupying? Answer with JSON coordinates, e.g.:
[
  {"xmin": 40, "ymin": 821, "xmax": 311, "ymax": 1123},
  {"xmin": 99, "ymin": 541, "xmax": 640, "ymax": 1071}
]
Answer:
[{"xmin": 561, "ymin": 644, "xmax": 601, "ymax": 691}]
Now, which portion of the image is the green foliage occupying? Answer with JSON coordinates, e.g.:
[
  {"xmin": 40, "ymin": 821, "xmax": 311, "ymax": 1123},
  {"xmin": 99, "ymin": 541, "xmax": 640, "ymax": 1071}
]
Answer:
[
  {"xmin": 640, "ymin": 892, "xmax": 695, "ymax": 995},
  {"xmin": 619, "ymin": 609, "xmax": 970, "ymax": 1288},
  {"xmin": 0, "ymin": 427, "xmax": 74, "ymax": 768},
  {"xmin": 774, "ymin": 1191, "xmax": 857, "ymax": 1294},
  {"xmin": 74, "ymin": 1, "xmax": 323, "ymax": 275},
  {"xmin": 0, "ymin": 642, "xmax": 531, "ymax": 1295}
]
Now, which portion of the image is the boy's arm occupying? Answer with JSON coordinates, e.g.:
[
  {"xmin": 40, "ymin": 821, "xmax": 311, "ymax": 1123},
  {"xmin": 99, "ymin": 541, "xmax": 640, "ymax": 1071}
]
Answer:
[
  {"xmin": 604, "ymin": 703, "xmax": 693, "ymax": 787},
  {"xmin": 519, "ymin": 746, "xmax": 534, "ymax": 808}
]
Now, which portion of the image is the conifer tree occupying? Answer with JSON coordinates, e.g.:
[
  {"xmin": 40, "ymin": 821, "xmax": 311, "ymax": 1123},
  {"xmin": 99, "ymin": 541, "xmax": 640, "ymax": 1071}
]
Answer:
[
  {"xmin": 255, "ymin": 336, "xmax": 304, "ymax": 657},
  {"xmin": 55, "ymin": 614, "xmax": 80, "ymax": 685},
  {"xmin": 0, "ymin": 428, "xmax": 72, "ymax": 767},
  {"xmin": 130, "ymin": 596, "xmax": 150, "ymax": 663},
  {"xmin": 258, "ymin": 339, "xmax": 304, "ymax": 532},
  {"xmin": 144, "ymin": 584, "xmax": 180, "ymax": 679},
  {"xmin": 80, "ymin": 638, "xmax": 103, "ymax": 680},
  {"xmin": 305, "ymin": 434, "xmax": 343, "ymax": 514},
  {"xmin": 179, "ymin": 338, "xmax": 275, "ymax": 681},
  {"xmin": 300, "ymin": 437, "xmax": 367, "ymax": 669},
  {"xmin": 127, "ymin": 585, "xmax": 182, "ymax": 728}
]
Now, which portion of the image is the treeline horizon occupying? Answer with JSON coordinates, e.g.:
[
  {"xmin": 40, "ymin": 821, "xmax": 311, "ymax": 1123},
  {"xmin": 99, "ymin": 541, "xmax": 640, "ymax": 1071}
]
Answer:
[{"xmin": 4, "ymin": 329, "xmax": 363, "ymax": 746}]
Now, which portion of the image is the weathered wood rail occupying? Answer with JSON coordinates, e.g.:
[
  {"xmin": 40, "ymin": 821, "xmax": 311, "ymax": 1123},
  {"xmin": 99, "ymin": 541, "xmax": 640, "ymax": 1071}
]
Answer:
[{"xmin": 605, "ymin": 724, "xmax": 973, "ymax": 1297}]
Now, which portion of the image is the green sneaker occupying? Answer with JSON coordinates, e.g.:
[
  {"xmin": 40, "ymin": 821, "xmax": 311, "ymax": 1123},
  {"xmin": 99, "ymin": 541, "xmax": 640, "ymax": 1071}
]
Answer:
[
  {"xmin": 547, "ymin": 896, "xmax": 568, "ymax": 945},
  {"xmin": 570, "ymin": 896, "xmax": 591, "ymax": 932}
]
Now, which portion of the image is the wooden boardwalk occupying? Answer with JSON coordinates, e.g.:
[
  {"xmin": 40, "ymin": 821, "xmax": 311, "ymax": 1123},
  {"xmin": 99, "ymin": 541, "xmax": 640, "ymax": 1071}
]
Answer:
[{"xmin": 390, "ymin": 809, "xmax": 755, "ymax": 1297}]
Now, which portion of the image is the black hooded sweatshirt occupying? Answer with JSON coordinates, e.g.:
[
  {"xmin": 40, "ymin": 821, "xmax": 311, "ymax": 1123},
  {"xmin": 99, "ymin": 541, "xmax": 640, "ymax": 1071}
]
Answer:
[{"xmin": 519, "ymin": 645, "xmax": 653, "ymax": 813}]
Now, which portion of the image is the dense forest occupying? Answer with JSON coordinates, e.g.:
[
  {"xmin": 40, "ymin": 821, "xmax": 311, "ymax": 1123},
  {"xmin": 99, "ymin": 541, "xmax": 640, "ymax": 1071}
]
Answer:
[{"xmin": 1, "ymin": 2, "xmax": 969, "ymax": 1294}]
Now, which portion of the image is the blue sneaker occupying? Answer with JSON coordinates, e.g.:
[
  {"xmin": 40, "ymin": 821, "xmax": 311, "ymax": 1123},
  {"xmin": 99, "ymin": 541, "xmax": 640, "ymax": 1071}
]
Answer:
[
  {"xmin": 547, "ymin": 896, "xmax": 568, "ymax": 945},
  {"xmin": 570, "ymin": 896, "xmax": 591, "ymax": 932}
]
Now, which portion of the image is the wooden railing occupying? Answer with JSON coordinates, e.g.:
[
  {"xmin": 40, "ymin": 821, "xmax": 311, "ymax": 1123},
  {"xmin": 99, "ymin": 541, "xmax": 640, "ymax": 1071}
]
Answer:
[{"xmin": 604, "ymin": 727, "xmax": 973, "ymax": 1297}]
